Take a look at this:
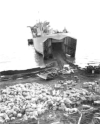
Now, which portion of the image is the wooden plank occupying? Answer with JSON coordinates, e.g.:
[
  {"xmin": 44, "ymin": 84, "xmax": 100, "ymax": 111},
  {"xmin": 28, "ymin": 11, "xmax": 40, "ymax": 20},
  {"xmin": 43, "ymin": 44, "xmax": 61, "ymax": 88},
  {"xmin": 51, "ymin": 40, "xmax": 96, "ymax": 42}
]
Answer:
[
  {"xmin": 43, "ymin": 39, "xmax": 53, "ymax": 59},
  {"xmin": 64, "ymin": 38, "xmax": 66, "ymax": 45},
  {"xmin": 48, "ymin": 38, "xmax": 52, "ymax": 47},
  {"xmin": 48, "ymin": 47, "xmax": 52, "ymax": 54},
  {"xmin": 66, "ymin": 37, "xmax": 69, "ymax": 45},
  {"xmin": 65, "ymin": 37, "xmax": 77, "ymax": 57}
]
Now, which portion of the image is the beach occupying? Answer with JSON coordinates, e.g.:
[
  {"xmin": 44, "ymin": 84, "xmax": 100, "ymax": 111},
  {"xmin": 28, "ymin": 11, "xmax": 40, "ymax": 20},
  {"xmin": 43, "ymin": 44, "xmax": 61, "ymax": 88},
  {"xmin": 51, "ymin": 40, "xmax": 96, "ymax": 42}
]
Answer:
[{"xmin": 0, "ymin": 58, "xmax": 100, "ymax": 124}]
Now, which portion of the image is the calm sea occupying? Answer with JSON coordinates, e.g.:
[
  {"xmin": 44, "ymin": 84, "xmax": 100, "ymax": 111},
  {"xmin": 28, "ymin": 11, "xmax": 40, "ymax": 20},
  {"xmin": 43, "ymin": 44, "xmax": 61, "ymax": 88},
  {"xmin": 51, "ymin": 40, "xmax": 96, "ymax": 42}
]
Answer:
[
  {"xmin": 0, "ymin": 34, "xmax": 100, "ymax": 72},
  {"xmin": 0, "ymin": 44, "xmax": 46, "ymax": 72},
  {"xmin": 0, "ymin": 0, "xmax": 100, "ymax": 72}
]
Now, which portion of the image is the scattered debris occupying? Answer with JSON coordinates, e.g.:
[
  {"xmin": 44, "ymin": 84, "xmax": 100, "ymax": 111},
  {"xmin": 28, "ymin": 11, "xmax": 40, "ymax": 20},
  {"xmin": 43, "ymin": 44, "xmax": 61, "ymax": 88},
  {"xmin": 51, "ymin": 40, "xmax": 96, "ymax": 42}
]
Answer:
[
  {"xmin": 58, "ymin": 64, "xmax": 74, "ymax": 75},
  {"xmin": 0, "ymin": 81, "xmax": 98, "ymax": 124},
  {"xmin": 0, "ymin": 78, "xmax": 100, "ymax": 124},
  {"xmin": 83, "ymin": 81, "xmax": 100, "ymax": 94},
  {"xmin": 79, "ymin": 62, "xmax": 100, "ymax": 75},
  {"xmin": 37, "ymin": 68, "xmax": 58, "ymax": 80}
]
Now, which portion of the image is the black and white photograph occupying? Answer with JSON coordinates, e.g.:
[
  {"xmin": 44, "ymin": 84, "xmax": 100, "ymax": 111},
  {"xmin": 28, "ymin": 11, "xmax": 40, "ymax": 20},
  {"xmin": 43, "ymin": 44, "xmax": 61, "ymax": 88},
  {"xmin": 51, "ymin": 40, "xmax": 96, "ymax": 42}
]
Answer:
[{"xmin": 0, "ymin": 0, "xmax": 100, "ymax": 124}]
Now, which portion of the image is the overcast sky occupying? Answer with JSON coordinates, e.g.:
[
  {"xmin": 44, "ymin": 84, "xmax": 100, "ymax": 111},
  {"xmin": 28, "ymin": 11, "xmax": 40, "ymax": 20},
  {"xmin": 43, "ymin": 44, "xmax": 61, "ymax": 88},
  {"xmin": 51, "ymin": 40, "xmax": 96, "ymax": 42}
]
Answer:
[{"xmin": 0, "ymin": 0, "xmax": 100, "ymax": 57}]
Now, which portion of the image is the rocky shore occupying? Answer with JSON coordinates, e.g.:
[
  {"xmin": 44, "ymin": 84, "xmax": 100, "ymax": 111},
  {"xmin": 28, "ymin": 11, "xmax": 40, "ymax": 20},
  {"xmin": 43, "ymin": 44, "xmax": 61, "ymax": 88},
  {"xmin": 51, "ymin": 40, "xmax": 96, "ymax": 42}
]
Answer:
[{"xmin": 0, "ymin": 60, "xmax": 100, "ymax": 124}]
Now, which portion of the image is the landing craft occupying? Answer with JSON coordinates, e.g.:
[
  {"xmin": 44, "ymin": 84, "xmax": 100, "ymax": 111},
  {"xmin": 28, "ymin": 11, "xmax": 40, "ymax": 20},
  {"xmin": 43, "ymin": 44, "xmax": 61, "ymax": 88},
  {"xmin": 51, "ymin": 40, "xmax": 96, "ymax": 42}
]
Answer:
[{"xmin": 27, "ymin": 22, "xmax": 77, "ymax": 60}]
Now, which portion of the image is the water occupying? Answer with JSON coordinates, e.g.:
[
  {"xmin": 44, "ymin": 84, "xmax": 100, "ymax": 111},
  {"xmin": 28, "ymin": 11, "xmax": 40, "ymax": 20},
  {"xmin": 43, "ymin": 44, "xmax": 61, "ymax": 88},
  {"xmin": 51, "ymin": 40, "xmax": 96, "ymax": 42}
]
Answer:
[
  {"xmin": 0, "ymin": 38, "xmax": 100, "ymax": 72},
  {"xmin": 0, "ymin": 27, "xmax": 100, "ymax": 72},
  {"xmin": 0, "ymin": 45, "xmax": 46, "ymax": 72},
  {"xmin": 0, "ymin": 0, "xmax": 100, "ymax": 71},
  {"xmin": 75, "ymin": 38, "xmax": 100, "ymax": 68}
]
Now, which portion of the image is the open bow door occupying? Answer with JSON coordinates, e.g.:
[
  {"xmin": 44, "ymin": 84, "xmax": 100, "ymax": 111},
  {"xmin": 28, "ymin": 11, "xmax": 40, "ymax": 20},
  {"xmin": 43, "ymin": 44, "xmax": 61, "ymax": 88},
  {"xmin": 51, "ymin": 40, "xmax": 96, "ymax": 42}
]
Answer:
[
  {"xmin": 62, "ymin": 37, "xmax": 77, "ymax": 57},
  {"xmin": 43, "ymin": 38, "xmax": 52, "ymax": 60}
]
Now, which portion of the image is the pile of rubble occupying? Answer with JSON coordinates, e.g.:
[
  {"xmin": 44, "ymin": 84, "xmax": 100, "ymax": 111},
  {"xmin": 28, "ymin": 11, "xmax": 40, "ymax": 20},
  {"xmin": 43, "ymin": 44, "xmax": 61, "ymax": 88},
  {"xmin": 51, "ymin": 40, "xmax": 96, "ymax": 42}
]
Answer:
[
  {"xmin": 78, "ymin": 62, "xmax": 100, "ymax": 75},
  {"xmin": 0, "ymin": 83, "xmax": 52, "ymax": 123},
  {"xmin": 37, "ymin": 65, "xmax": 75, "ymax": 80},
  {"xmin": 37, "ymin": 68, "xmax": 58, "ymax": 80},
  {"xmin": 0, "ymin": 82, "xmax": 100, "ymax": 123},
  {"xmin": 54, "ymin": 80, "xmax": 77, "ymax": 90},
  {"xmin": 83, "ymin": 81, "xmax": 100, "ymax": 94},
  {"xmin": 58, "ymin": 64, "xmax": 74, "ymax": 75}
]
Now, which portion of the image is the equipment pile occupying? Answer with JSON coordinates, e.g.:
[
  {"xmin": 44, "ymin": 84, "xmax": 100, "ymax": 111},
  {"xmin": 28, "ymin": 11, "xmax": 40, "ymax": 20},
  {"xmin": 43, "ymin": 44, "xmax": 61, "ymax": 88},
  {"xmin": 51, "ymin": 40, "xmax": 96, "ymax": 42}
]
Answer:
[
  {"xmin": 58, "ymin": 64, "xmax": 74, "ymax": 75},
  {"xmin": 83, "ymin": 81, "xmax": 100, "ymax": 94},
  {"xmin": 0, "ymin": 82, "xmax": 100, "ymax": 123}
]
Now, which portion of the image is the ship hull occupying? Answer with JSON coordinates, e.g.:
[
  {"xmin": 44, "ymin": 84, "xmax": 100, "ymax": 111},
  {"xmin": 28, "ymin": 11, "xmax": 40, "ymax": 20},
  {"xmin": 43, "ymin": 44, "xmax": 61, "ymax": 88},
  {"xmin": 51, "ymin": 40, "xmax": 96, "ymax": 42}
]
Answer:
[{"xmin": 33, "ymin": 33, "xmax": 77, "ymax": 60}]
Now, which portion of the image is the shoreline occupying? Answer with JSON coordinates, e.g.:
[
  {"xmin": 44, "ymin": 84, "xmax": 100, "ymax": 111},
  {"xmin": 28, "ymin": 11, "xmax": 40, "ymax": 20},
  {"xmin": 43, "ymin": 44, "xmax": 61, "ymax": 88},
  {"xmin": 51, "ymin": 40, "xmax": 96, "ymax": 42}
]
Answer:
[
  {"xmin": 0, "ymin": 56, "xmax": 100, "ymax": 81},
  {"xmin": 0, "ymin": 60, "xmax": 57, "ymax": 75},
  {"xmin": 0, "ymin": 58, "xmax": 100, "ymax": 124}
]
